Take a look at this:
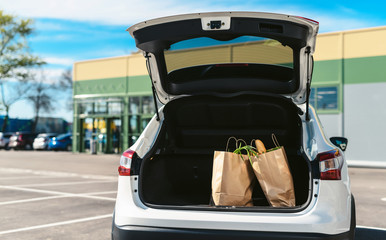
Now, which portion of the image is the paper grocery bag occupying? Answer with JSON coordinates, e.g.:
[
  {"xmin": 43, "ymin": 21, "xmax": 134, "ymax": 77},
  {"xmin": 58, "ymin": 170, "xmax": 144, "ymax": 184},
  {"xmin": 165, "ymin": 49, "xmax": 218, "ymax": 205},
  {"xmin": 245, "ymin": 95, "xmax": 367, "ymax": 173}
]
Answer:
[
  {"xmin": 211, "ymin": 138, "xmax": 255, "ymax": 206},
  {"xmin": 251, "ymin": 135, "xmax": 296, "ymax": 207}
]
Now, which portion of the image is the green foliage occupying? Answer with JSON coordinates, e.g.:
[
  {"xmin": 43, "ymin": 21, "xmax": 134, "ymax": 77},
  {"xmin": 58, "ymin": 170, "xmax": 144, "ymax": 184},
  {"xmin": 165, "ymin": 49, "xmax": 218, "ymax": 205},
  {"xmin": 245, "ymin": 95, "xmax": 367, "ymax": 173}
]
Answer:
[
  {"xmin": 0, "ymin": 10, "xmax": 45, "ymax": 132},
  {"xmin": 233, "ymin": 143, "xmax": 258, "ymax": 165},
  {"xmin": 0, "ymin": 10, "xmax": 45, "ymax": 80}
]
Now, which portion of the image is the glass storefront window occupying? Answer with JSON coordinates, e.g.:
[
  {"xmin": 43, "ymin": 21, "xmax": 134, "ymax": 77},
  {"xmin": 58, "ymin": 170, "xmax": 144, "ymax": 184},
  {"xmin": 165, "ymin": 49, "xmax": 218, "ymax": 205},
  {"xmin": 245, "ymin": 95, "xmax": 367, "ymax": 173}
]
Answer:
[
  {"xmin": 130, "ymin": 97, "xmax": 140, "ymax": 114},
  {"xmin": 78, "ymin": 98, "xmax": 123, "ymax": 116},
  {"xmin": 76, "ymin": 96, "xmax": 155, "ymax": 153},
  {"xmin": 317, "ymin": 87, "xmax": 338, "ymax": 110},
  {"xmin": 95, "ymin": 100, "xmax": 107, "ymax": 114},
  {"xmin": 142, "ymin": 96, "xmax": 155, "ymax": 115},
  {"xmin": 129, "ymin": 116, "xmax": 139, "ymax": 133},
  {"xmin": 108, "ymin": 102, "xmax": 122, "ymax": 115},
  {"xmin": 79, "ymin": 102, "xmax": 94, "ymax": 115},
  {"xmin": 310, "ymin": 86, "xmax": 339, "ymax": 111},
  {"xmin": 309, "ymin": 88, "xmax": 316, "ymax": 108}
]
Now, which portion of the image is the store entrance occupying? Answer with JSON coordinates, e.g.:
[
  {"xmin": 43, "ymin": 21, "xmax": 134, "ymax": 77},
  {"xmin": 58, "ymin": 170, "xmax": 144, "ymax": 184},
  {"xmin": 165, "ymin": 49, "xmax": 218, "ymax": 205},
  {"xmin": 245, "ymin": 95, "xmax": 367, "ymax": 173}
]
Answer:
[{"xmin": 80, "ymin": 117, "xmax": 122, "ymax": 154}]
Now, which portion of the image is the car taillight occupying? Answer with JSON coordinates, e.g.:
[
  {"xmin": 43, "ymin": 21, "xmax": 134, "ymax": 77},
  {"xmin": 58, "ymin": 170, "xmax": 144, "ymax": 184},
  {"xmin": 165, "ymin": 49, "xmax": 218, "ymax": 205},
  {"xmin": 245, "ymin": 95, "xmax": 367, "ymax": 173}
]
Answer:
[
  {"xmin": 318, "ymin": 149, "xmax": 343, "ymax": 180},
  {"xmin": 18, "ymin": 135, "xmax": 23, "ymax": 141},
  {"xmin": 118, "ymin": 149, "xmax": 135, "ymax": 176}
]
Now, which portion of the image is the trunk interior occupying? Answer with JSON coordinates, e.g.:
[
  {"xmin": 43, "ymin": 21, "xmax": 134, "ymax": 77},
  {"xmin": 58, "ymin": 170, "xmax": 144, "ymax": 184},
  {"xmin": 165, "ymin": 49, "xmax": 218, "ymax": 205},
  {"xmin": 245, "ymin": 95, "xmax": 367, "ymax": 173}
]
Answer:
[{"xmin": 139, "ymin": 94, "xmax": 311, "ymax": 208}]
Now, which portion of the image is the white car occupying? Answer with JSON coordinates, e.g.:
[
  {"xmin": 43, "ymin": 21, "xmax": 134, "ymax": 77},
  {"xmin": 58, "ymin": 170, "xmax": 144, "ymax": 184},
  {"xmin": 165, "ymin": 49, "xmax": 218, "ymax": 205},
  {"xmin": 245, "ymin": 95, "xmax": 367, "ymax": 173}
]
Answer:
[
  {"xmin": 33, "ymin": 133, "xmax": 57, "ymax": 150},
  {"xmin": 112, "ymin": 12, "xmax": 355, "ymax": 240},
  {"xmin": 0, "ymin": 132, "xmax": 13, "ymax": 150}
]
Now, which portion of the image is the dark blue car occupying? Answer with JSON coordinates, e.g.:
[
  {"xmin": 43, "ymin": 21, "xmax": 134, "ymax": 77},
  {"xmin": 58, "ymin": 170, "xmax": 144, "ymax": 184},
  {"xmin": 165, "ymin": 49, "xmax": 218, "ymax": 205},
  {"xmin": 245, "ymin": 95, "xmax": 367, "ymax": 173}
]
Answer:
[{"xmin": 48, "ymin": 133, "xmax": 72, "ymax": 151}]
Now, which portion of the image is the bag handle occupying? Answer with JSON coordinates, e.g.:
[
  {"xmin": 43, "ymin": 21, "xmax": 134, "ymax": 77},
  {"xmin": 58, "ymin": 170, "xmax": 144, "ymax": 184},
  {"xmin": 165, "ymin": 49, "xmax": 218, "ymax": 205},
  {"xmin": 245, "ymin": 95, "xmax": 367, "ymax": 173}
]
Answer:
[
  {"xmin": 237, "ymin": 138, "xmax": 247, "ymax": 148},
  {"xmin": 272, "ymin": 134, "xmax": 281, "ymax": 148},
  {"xmin": 226, "ymin": 137, "xmax": 250, "ymax": 152},
  {"xmin": 226, "ymin": 137, "xmax": 238, "ymax": 152}
]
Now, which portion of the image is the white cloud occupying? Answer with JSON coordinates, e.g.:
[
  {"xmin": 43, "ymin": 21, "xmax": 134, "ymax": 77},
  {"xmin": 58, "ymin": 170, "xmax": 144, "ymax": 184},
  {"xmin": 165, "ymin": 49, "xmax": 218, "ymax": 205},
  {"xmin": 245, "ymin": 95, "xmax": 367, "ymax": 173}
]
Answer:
[
  {"xmin": 0, "ymin": 0, "xmax": 202, "ymax": 25},
  {"xmin": 34, "ymin": 21, "xmax": 66, "ymax": 31},
  {"xmin": 23, "ymin": 68, "xmax": 67, "ymax": 85},
  {"xmin": 43, "ymin": 57, "xmax": 75, "ymax": 66}
]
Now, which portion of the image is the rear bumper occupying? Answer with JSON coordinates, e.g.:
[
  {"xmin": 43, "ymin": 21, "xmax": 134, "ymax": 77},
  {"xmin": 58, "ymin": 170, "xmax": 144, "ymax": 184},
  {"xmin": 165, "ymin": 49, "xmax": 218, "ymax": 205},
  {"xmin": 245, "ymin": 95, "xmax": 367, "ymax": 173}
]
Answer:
[
  {"xmin": 112, "ymin": 224, "xmax": 353, "ymax": 240},
  {"xmin": 33, "ymin": 143, "xmax": 47, "ymax": 149},
  {"xmin": 9, "ymin": 141, "xmax": 22, "ymax": 148}
]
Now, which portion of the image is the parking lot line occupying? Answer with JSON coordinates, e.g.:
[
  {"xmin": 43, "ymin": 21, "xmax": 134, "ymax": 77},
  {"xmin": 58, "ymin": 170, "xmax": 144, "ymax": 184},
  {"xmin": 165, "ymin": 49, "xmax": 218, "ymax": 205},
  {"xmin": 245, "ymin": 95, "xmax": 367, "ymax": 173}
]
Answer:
[
  {"xmin": 14, "ymin": 179, "xmax": 116, "ymax": 188},
  {"xmin": 83, "ymin": 190, "xmax": 117, "ymax": 195},
  {"xmin": 0, "ymin": 195, "xmax": 68, "ymax": 206},
  {"xmin": 0, "ymin": 185, "xmax": 116, "ymax": 202},
  {"xmin": 0, "ymin": 167, "xmax": 117, "ymax": 181},
  {"xmin": 0, "ymin": 214, "xmax": 113, "ymax": 236},
  {"xmin": 0, "ymin": 175, "xmax": 56, "ymax": 180}
]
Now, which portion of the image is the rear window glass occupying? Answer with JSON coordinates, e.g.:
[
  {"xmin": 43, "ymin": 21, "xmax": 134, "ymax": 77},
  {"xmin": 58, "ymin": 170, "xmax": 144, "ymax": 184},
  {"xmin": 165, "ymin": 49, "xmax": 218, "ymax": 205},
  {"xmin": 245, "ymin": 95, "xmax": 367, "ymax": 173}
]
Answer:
[
  {"xmin": 164, "ymin": 36, "xmax": 293, "ymax": 73},
  {"xmin": 56, "ymin": 134, "xmax": 70, "ymax": 139}
]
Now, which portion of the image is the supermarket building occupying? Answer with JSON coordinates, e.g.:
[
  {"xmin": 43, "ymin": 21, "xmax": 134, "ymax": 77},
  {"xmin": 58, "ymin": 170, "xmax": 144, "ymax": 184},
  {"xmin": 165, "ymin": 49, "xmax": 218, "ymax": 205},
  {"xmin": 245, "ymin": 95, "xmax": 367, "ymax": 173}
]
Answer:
[{"xmin": 72, "ymin": 26, "xmax": 386, "ymax": 165}]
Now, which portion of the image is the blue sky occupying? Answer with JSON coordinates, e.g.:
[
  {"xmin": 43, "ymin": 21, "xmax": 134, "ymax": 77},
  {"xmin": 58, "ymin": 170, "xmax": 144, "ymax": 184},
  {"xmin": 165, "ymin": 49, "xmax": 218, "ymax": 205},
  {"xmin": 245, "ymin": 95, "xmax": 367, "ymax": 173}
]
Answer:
[{"xmin": 1, "ymin": 0, "xmax": 386, "ymax": 122}]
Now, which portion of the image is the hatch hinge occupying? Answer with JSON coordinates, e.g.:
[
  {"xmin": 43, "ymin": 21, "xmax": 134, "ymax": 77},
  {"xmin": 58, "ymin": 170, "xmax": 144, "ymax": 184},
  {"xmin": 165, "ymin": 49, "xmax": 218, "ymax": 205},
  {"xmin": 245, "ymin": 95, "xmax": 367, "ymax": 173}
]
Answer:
[
  {"xmin": 305, "ymin": 46, "xmax": 313, "ymax": 121},
  {"xmin": 145, "ymin": 52, "xmax": 160, "ymax": 121}
]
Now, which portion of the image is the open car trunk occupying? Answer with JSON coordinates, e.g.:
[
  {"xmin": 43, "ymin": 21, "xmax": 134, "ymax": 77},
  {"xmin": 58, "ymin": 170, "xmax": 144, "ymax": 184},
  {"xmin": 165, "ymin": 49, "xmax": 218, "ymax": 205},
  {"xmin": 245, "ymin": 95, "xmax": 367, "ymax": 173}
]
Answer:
[{"xmin": 139, "ymin": 93, "xmax": 311, "ymax": 209}]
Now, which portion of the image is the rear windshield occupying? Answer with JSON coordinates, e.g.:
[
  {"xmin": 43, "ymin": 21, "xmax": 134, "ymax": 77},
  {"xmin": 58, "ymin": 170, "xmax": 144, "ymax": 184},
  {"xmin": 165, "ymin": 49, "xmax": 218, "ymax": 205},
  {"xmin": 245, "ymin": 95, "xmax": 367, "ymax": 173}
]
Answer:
[
  {"xmin": 164, "ymin": 36, "xmax": 293, "ymax": 73},
  {"xmin": 56, "ymin": 134, "xmax": 70, "ymax": 140}
]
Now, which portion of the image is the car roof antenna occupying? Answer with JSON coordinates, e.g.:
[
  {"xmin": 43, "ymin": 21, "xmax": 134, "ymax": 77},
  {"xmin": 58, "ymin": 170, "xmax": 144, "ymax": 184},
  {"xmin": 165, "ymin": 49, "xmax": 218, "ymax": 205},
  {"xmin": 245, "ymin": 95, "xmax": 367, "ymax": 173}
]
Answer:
[{"xmin": 145, "ymin": 52, "xmax": 160, "ymax": 121}]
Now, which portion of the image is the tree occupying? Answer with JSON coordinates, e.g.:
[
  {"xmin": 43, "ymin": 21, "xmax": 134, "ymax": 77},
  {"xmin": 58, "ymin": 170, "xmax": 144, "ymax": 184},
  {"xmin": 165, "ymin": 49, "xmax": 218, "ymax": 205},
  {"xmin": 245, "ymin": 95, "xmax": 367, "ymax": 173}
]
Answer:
[
  {"xmin": 26, "ymin": 72, "xmax": 56, "ymax": 133},
  {"xmin": 59, "ymin": 68, "xmax": 72, "ymax": 89},
  {"xmin": 57, "ymin": 68, "xmax": 73, "ymax": 111},
  {"xmin": 0, "ymin": 10, "xmax": 45, "ymax": 132}
]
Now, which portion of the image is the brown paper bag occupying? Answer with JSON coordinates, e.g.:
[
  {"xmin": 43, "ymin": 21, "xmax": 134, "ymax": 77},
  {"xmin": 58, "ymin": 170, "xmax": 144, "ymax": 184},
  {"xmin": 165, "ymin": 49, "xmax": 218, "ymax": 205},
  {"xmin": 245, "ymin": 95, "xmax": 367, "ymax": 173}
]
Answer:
[
  {"xmin": 251, "ymin": 135, "xmax": 296, "ymax": 207},
  {"xmin": 211, "ymin": 138, "xmax": 255, "ymax": 206}
]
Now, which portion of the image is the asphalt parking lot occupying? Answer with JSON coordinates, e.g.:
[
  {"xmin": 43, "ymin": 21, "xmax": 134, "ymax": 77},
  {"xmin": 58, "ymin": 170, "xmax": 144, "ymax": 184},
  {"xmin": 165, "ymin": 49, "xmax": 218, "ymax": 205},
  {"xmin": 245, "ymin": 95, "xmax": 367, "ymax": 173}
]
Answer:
[
  {"xmin": 0, "ymin": 151, "xmax": 385, "ymax": 240},
  {"xmin": 0, "ymin": 151, "xmax": 117, "ymax": 240}
]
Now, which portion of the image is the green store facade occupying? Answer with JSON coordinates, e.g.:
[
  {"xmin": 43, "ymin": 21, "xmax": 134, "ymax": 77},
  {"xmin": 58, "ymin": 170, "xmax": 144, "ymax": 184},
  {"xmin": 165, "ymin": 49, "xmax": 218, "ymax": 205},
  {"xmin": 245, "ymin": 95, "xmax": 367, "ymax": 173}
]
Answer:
[
  {"xmin": 73, "ymin": 54, "xmax": 154, "ymax": 154},
  {"xmin": 73, "ymin": 26, "xmax": 386, "ymax": 165}
]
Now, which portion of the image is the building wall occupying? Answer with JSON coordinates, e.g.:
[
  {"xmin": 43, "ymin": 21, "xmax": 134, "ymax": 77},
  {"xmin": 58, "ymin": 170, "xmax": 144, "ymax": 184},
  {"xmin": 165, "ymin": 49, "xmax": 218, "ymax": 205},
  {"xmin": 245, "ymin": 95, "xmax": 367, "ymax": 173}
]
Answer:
[
  {"xmin": 312, "ymin": 26, "xmax": 386, "ymax": 163},
  {"xmin": 344, "ymin": 82, "xmax": 386, "ymax": 162},
  {"xmin": 73, "ymin": 54, "xmax": 150, "ymax": 97},
  {"xmin": 73, "ymin": 26, "xmax": 386, "ymax": 161},
  {"xmin": 73, "ymin": 54, "xmax": 153, "ymax": 153}
]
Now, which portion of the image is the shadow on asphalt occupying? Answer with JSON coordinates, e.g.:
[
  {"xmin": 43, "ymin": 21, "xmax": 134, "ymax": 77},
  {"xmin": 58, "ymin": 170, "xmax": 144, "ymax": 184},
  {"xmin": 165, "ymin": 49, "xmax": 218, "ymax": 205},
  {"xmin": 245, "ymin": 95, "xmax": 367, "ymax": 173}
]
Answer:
[{"xmin": 356, "ymin": 227, "xmax": 386, "ymax": 240}]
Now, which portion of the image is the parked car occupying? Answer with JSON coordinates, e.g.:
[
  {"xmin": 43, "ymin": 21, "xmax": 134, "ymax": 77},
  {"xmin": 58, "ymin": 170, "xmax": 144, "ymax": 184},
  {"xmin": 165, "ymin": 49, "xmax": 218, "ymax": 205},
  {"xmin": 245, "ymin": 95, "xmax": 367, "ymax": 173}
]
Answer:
[
  {"xmin": 8, "ymin": 132, "xmax": 38, "ymax": 150},
  {"xmin": 48, "ymin": 133, "xmax": 72, "ymax": 151},
  {"xmin": 0, "ymin": 132, "xmax": 13, "ymax": 150},
  {"xmin": 33, "ymin": 133, "xmax": 57, "ymax": 150},
  {"xmin": 112, "ymin": 12, "xmax": 355, "ymax": 240}
]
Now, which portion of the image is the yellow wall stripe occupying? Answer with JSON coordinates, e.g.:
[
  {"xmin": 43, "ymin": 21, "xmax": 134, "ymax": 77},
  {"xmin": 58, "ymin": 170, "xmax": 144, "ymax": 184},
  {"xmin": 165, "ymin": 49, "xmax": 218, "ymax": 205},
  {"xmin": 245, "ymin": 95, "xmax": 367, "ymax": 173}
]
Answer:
[
  {"xmin": 314, "ymin": 26, "xmax": 386, "ymax": 61},
  {"xmin": 74, "ymin": 54, "xmax": 147, "ymax": 81},
  {"xmin": 74, "ymin": 26, "xmax": 386, "ymax": 81}
]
